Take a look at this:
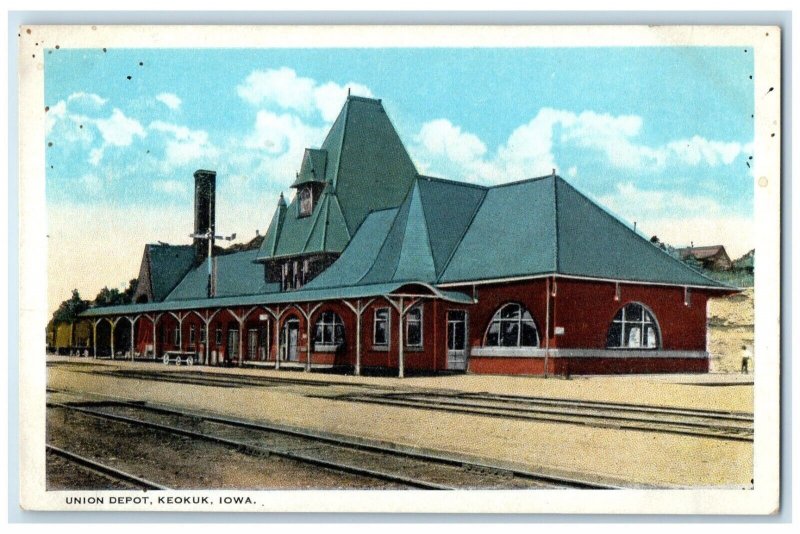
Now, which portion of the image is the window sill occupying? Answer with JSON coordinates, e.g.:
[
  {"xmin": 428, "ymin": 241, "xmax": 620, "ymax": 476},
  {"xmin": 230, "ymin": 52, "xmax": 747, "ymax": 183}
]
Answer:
[
  {"xmin": 470, "ymin": 347, "xmax": 545, "ymax": 358},
  {"xmin": 372, "ymin": 345, "xmax": 390, "ymax": 352},
  {"xmin": 314, "ymin": 344, "xmax": 342, "ymax": 353},
  {"xmin": 404, "ymin": 346, "xmax": 424, "ymax": 352}
]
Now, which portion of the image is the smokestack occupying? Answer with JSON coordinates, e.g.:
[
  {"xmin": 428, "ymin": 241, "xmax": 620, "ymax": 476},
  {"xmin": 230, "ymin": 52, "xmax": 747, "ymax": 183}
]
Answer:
[{"xmin": 193, "ymin": 169, "xmax": 216, "ymax": 261}]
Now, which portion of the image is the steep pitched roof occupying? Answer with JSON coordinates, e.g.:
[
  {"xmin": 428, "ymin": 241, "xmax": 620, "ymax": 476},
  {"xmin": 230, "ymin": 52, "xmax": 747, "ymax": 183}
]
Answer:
[
  {"xmin": 291, "ymin": 148, "xmax": 328, "ymax": 188},
  {"xmin": 256, "ymin": 96, "xmax": 417, "ymax": 262},
  {"xmin": 138, "ymin": 244, "xmax": 197, "ymax": 302},
  {"xmin": 306, "ymin": 176, "xmax": 488, "ymax": 288},
  {"xmin": 165, "ymin": 249, "xmax": 277, "ymax": 301}
]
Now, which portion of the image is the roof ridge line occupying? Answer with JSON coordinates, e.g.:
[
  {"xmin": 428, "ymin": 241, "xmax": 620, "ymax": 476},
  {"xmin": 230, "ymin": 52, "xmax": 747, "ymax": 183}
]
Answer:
[
  {"xmin": 391, "ymin": 180, "xmax": 439, "ymax": 281},
  {"xmin": 355, "ymin": 182, "xmax": 415, "ymax": 286},
  {"xmin": 489, "ymin": 174, "xmax": 558, "ymax": 189},
  {"xmin": 416, "ymin": 174, "xmax": 489, "ymax": 190},
  {"xmin": 435, "ymin": 187, "xmax": 489, "ymax": 283},
  {"xmin": 557, "ymin": 177, "xmax": 732, "ymax": 289},
  {"xmin": 331, "ymin": 98, "xmax": 351, "ymax": 190},
  {"xmin": 321, "ymin": 193, "xmax": 332, "ymax": 251},
  {"xmin": 301, "ymin": 195, "xmax": 328, "ymax": 253}
]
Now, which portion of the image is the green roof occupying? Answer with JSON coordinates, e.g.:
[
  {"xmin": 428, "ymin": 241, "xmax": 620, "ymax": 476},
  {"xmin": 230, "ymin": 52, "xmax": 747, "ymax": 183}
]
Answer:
[
  {"xmin": 166, "ymin": 249, "xmax": 277, "ymax": 301},
  {"xmin": 440, "ymin": 175, "xmax": 732, "ymax": 289},
  {"xmin": 306, "ymin": 174, "xmax": 732, "ymax": 290},
  {"xmin": 80, "ymin": 281, "xmax": 473, "ymax": 318},
  {"xmin": 291, "ymin": 148, "xmax": 328, "ymax": 187},
  {"xmin": 146, "ymin": 244, "xmax": 196, "ymax": 301},
  {"xmin": 256, "ymin": 96, "xmax": 417, "ymax": 262}
]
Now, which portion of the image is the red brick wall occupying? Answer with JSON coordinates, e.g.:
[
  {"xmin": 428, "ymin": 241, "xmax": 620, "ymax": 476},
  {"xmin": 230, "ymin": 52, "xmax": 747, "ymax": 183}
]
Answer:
[{"xmin": 469, "ymin": 356, "xmax": 708, "ymax": 375}]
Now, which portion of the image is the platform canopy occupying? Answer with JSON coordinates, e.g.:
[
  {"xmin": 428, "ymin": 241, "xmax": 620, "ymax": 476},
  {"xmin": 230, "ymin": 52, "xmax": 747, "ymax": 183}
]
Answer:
[{"xmin": 80, "ymin": 281, "xmax": 473, "ymax": 318}]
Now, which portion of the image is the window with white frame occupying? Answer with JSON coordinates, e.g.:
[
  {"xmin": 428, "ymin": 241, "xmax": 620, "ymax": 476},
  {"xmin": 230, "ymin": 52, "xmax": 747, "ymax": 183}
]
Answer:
[
  {"xmin": 484, "ymin": 303, "xmax": 539, "ymax": 347},
  {"xmin": 405, "ymin": 305, "xmax": 423, "ymax": 347},
  {"xmin": 173, "ymin": 327, "xmax": 180, "ymax": 345},
  {"xmin": 215, "ymin": 326, "xmax": 222, "ymax": 346},
  {"xmin": 606, "ymin": 302, "xmax": 660, "ymax": 349},
  {"xmin": 299, "ymin": 186, "xmax": 313, "ymax": 217},
  {"xmin": 189, "ymin": 324, "xmax": 196, "ymax": 344},
  {"xmin": 373, "ymin": 307, "xmax": 390, "ymax": 346},
  {"xmin": 314, "ymin": 311, "xmax": 345, "ymax": 346},
  {"xmin": 200, "ymin": 325, "xmax": 206, "ymax": 343}
]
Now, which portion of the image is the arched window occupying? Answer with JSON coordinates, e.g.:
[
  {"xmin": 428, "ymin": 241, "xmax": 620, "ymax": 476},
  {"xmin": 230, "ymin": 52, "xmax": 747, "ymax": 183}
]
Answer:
[
  {"xmin": 607, "ymin": 303, "xmax": 660, "ymax": 349},
  {"xmin": 484, "ymin": 303, "xmax": 539, "ymax": 347},
  {"xmin": 314, "ymin": 311, "xmax": 344, "ymax": 346}
]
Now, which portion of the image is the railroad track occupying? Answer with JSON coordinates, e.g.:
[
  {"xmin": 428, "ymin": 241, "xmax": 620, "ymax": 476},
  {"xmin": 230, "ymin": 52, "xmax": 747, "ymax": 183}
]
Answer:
[
  {"xmin": 46, "ymin": 391, "xmax": 616, "ymax": 490},
  {"xmin": 46, "ymin": 444, "xmax": 170, "ymax": 490},
  {"xmin": 57, "ymin": 366, "xmax": 396, "ymax": 391},
  {"xmin": 324, "ymin": 391, "xmax": 754, "ymax": 442}
]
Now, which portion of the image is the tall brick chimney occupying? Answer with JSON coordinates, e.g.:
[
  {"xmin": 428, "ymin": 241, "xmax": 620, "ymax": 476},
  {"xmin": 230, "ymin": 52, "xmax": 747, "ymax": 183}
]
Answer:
[{"xmin": 193, "ymin": 169, "xmax": 216, "ymax": 262}]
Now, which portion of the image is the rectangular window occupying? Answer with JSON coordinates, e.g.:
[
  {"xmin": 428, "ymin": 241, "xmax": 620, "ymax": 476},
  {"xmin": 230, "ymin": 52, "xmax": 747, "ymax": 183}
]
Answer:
[
  {"xmin": 215, "ymin": 327, "xmax": 222, "ymax": 346},
  {"xmin": 200, "ymin": 326, "xmax": 206, "ymax": 343},
  {"xmin": 405, "ymin": 306, "xmax": 423, "ymax": 347},
  {"xmin": 189, "ymin": 325, "xmax": 196, "ymax": 344},
  {"xmin": 173, "ymin": 328, "xmax": 180, "ymax": 345},
  {"xmin": 373, "ymin": 308, "xmax": 390, "ymax": 346}
]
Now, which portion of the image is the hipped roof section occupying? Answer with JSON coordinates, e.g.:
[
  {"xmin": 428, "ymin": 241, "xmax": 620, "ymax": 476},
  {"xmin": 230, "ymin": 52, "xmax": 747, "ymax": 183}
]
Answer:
[{"xmin": 308, "ymin": 174, "xmax": 734, "ymax": 291}]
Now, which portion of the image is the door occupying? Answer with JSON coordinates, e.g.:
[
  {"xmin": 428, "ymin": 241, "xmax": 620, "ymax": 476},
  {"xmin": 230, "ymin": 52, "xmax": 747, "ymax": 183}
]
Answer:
[
  {"xmin": 447, "ymin": 310, "xmax": 468, "ymax": 371},
  {"xmin": 247, "ymin": 328, "xmax": 258, "ymax": 361},
  {"xmin": 282, "ymin": 319, "xmax": 300, "ymax": 361},
  {"xmin": 227, "ymin": 329, "xmax": 239, "ymax": 364}
]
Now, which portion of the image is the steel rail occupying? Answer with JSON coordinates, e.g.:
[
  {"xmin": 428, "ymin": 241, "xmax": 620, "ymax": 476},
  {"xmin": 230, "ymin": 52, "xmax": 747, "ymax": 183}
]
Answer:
[
  {"xmin": 452, "ymin": 392, "xmax": 754, "ymax": 421},
  {"xmin": 46, "ymin": 444, "xmax": 170, "ymax": 490},
  {"xmin": 328, "ymin": 395, "xmax": 753, "ymax": 443},
  {"xmin": 47, "ymin": 395, "xmax": 616, "ymax": 489},
  {"xmin": 369, "ymin": 394, "xmax": 753, "ymax": 431},
  {"xmin": 48, "ymin": 402, "xmax": 455, "ymax": 490}
]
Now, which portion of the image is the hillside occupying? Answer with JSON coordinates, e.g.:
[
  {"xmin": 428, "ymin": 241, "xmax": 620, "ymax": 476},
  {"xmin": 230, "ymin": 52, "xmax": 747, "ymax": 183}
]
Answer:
[{"xmin": 707, "ymin": 288, "xmax": 754, "ymax": 373}]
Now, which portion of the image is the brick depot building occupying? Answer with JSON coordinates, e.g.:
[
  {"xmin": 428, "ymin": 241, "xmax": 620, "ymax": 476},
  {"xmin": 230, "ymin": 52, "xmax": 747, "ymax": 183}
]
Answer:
[{"xmin": 80, "ymin": 96, "xmax": 735, "ymax": 376}]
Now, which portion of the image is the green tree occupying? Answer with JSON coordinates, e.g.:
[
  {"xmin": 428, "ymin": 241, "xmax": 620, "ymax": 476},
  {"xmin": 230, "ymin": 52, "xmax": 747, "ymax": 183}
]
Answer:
[
  {"xmin": 93, "ymin": 279, "xmax": 139, "ymax": 307},
  {"xmin": 52, "ymin": 289, "xmax": 89, "ymax": 323}
]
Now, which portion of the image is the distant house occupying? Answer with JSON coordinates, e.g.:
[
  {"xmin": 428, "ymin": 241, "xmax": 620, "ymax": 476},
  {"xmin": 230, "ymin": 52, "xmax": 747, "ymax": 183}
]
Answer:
[{"xmin": 677, "ymin": 245, "xmax": 733, "ymax": 271}]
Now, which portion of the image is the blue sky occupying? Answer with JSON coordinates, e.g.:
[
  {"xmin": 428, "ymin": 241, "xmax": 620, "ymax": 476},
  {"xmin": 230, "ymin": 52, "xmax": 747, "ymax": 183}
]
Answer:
[{"xmin": 45, "ymin": 46, "xmax": 754, "ymax": 312}]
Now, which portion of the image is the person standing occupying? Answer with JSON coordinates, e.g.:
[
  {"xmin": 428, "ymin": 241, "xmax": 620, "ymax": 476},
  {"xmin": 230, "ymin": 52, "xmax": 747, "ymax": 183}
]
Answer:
[{"xmin": 741, "ymin": 345, "xmax": 750, "ymax": 374}]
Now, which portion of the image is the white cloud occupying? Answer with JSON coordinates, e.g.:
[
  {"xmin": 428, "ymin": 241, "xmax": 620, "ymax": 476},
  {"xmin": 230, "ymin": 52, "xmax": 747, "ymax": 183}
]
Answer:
[
  {"xmin": 45, "ymin": 101, "xmax": 67, "ymax": 135},
  {"xmin": 594, "ymin": 182, "xmax": 752, "ymax": 258},
  {"xmin": 67, "ymin": 92, "xmax": 107, "ymax": 107},
  {"xmin": 155, "ymin": 92, "xmax": 182, "ymax": 111},
  {"xmin": 597, "ymin": 182, "xmax": 722, "ymax": 221},
  {"xmin": 416, "ymin": 119, "xmax": 487, "ymax": 166},
  {"xmin": 152, "ymin": 180, "xmax": 188, "ymax": 195},
  {"xmin": 410, "ymin": 107, "xmax": 751, "ymax": 185},
  {"xmin": 313, "ymin": 81, "xmax": 374, "ymax": 122},
  {"xmin": 236, "ymin": 67, "xmax": 373, "ymax": 121},
  {"xmin": 95, "ymin": 108, "xmax": 146, "ymax": 147},
  {"xmin": 666, "ymin": 136, "xmax": 744, "ymax": 166},
  {"xmin": 237, "ymin": 67, "xmax": 317, "ymax": 112},
  {"xmin": 149, "ymin": 120, "xmax": 219, "ymax": 169}
]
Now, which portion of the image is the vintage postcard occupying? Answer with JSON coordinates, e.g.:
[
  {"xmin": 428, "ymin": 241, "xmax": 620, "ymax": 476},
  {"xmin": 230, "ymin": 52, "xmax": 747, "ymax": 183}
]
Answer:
[{"xmin": 18, "ymin": 24, "xmax": 781, "ymax": 514}]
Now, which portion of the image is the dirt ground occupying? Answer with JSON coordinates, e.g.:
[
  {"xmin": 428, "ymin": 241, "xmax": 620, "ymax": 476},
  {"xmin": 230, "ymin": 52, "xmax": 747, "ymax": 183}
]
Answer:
[
  {"xmin": 47, "ymin": 359, "xmax": 753, "ymax": 487},
  {"xmin": 707, "ymin": 288, "xmax": 754, "ymax": 374}
]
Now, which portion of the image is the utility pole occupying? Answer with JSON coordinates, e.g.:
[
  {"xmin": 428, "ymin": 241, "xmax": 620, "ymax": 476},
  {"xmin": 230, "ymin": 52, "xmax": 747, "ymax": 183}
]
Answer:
[{"xmin": 189, "ymin": 229, "xmax": 236, "ymax": 297}]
